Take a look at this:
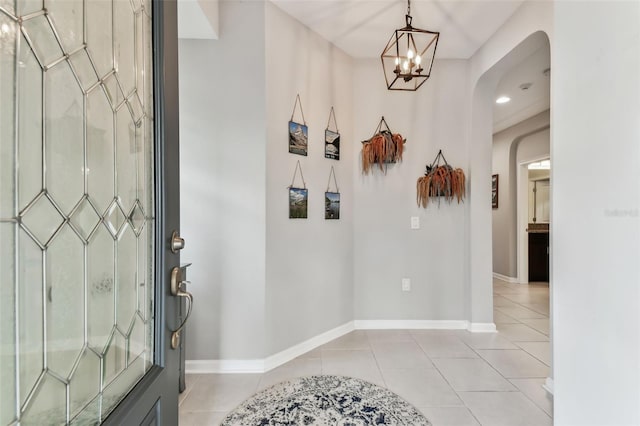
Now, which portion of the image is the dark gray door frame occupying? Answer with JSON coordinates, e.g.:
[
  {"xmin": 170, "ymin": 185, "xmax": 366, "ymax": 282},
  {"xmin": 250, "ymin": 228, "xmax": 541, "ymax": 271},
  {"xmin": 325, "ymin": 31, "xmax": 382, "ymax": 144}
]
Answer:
[{"xmin": 103, "ymin": 0, "xmax": 181, "ymax": 423}]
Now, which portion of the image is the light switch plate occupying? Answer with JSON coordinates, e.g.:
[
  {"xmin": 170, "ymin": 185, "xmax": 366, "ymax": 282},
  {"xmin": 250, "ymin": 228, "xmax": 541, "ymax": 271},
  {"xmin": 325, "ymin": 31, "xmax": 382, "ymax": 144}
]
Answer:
[
  {"xmin": 411, "ymin": 216, "xmax": 420, "ymax": 229},
  {"xmin": 402, "ymin": 278, "xmax": 411, "ymax": 292}
]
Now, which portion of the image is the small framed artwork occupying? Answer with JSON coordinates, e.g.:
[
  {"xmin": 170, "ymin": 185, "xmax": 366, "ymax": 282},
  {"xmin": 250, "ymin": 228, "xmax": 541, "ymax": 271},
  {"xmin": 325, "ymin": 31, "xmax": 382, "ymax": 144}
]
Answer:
[
  {"xmin": 288, "ymin": 121, "xmax": 308, "ymax": 156},
  {"xmin": 324, "ymin": 129, "xmax": 340, "ymax": 160},
  {"xmin": 492, "ymin": 174, "xmax": 499, "ymax": 209},
  {"xmin": 325, "ymin": 192, "xmax": 340, "ymax": 219},
  {"xmin": 289, "ymin": 187, "xmax": 308, "ymax": 218}
]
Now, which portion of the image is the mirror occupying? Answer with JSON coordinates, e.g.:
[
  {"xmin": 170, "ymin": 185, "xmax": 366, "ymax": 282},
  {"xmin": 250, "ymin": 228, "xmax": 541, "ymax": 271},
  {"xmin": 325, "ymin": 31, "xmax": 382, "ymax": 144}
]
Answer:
[{"xmin": 528, "ymin": 165, "xmax": 550, "ymax": 223}]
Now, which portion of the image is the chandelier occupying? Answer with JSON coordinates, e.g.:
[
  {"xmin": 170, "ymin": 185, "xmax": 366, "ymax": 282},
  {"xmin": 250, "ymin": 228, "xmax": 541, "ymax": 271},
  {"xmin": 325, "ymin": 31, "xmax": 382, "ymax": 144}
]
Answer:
[{"xmin": 380, "ymin": 0, "xmax": 440, "ymax": 91}]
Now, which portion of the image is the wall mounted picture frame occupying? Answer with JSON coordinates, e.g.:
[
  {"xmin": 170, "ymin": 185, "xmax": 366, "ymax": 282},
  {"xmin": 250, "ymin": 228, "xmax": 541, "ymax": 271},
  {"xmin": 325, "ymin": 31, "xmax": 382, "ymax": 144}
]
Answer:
[
  {"xmin": 325, "ymin": 129, "xmax": 340, "ymax": 160},
  {"xmin": 325, "ymin": 192, "xmax": 340, "ymax": 219},
  {"xmin": 289, "ymin": 94, "xmax": 308, "ymax": 156},
  {"xmin": 289, "ymin": 121, "xmax": 308, "ymax": 156},
  {"xmin": 324, "ymin": 106, "xmax": 340, "ymax": 160},
  {"xmin": 289, "ymin": 160, "xmax": 308, "ymax": 218},
  {"xmin": 289, "ymin": 187, "xmax": 308, "ymax": 218},
  {"xmin": 325, "ymin": 166, "xmax": 340, "ymax": 219},
  {"xmin": 492, "ymin": 174, "xmax": 499, "ymax": 209}
]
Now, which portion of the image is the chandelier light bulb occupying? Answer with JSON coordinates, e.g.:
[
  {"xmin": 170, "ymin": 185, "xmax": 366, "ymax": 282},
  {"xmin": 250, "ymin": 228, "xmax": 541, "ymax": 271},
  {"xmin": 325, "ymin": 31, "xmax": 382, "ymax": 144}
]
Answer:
[
  {"xmin": 395, "ymin": 57, "xmax": 400, "ymax": 65},
  {"xmin": 403, "ymin": 61, "xmax": 409, "ymax": 71},
  {"xmin": 415, "ymin": 55, "xmax": 421, "ymax": 65},
  {"xmin": 407, "ymin": 49, "xmax": 414, "ymax": 59}
]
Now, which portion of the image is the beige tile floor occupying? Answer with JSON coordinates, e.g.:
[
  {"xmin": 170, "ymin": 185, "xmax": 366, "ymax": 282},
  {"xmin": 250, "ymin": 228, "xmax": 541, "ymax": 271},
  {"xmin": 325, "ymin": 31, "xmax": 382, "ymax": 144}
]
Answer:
[{"xmin": 179, "ymin": 280, "xmax": 553, "ymax": 425}]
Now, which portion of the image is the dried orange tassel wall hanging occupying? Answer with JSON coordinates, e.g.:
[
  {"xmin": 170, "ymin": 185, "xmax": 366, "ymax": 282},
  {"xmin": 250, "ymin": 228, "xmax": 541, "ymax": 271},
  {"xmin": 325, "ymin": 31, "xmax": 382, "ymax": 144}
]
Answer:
[
  {"xmin": 417, "ymin": 150, "xmax": 466, "ymax": 208},
  {"xmin": 361, "ymin": 116, "xmax": 406, "ymax": 174}
]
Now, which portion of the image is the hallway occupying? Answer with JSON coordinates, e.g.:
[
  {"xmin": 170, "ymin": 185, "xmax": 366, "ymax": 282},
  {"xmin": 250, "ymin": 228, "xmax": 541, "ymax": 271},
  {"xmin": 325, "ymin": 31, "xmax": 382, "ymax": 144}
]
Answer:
[{"xmin": 179, "ymin": 279, "xmax": 552, "ymax": 425}]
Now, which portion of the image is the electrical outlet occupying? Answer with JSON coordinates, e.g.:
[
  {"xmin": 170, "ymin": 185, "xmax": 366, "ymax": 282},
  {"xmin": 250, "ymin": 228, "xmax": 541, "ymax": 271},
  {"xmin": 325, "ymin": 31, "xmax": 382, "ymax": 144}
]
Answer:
[
  {"xmin": 411, "ymin": 216, "xmax": 420, "ymax": 229},
  {"xmin": 402, "ymin": 278, "xmax": 411, "ymax": 292}
]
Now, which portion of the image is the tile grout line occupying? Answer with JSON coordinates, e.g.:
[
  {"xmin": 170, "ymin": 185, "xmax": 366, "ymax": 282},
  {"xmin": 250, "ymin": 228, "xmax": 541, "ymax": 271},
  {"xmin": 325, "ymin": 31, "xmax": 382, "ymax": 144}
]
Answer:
[
  {"xmin": 461, "ymin": 335, "xmax": 521, "ymax": 393},
  {"xmin": 179, "ymin": 374, "xmax": 203, "ymax": 407},
  {"xmin": 433, "ymin": 335, "xmax": 510, "ymax": 426},
  {"xmin": 366, "ymin": 335, "xmax": 388, "ymax": 388},
  {"xmin": 412, "ymin": 323, "xmax": 520, "ymax": 424},
  {"xmin": 492, "ymin": 280, "xmax": 553, "ymax": 419},
  {"xmin": 507, "ymin": 377, "xmax": 554, "ymax": 419},
  {"xmin": 514, "ymin": 342, "xmax": 551, "ymax": 367}
]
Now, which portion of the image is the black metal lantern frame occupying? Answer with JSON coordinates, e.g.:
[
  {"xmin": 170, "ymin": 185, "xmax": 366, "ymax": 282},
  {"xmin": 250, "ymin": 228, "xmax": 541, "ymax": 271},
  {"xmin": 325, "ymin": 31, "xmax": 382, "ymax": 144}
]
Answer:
[{"xmin": 381, "ymin": 0, "xmax": 440, "ymax": 91}]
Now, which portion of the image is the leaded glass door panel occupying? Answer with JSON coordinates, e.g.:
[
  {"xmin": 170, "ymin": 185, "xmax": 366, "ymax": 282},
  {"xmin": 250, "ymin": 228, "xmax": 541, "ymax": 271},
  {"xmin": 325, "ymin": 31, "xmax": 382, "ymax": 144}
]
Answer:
[{"xmin": 0, "ymin": 0, "xmax": 181, "ymax": 424}]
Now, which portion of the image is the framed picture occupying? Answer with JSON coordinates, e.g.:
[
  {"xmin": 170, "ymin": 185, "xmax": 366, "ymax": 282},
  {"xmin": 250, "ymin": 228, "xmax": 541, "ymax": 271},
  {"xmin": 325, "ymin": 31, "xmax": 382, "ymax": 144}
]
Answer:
[
  {"xmin": 288, "ymin": 121, "xmax": 308, "ymax": 156},
  {"xmin": 289, "ymin": 187, "xmax": 308, "ymax": 218},
  {"xmin": 325, "ymin": 192, "xmax": 340, "ymax": 219},
  {"xmin": 324, "ymin": 129, "xmax": 340, "ymax": 160},
  {"xmin": 492, "ymin": 174, "xmax": 499, "ymax": 209}
]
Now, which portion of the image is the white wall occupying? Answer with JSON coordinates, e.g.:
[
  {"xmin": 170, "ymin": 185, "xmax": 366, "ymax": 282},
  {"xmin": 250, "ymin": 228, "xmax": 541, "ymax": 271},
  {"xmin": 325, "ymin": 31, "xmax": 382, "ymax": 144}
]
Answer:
[
  {"xmin": 517, "ymin": 129, "xmax": 550, "ymax": 165},
  {"xmin": 470, "ymin": 0, "xmax": 640, "ymax": 423},
  {"xmin": 492, "ymin": 111, "xmax": 550, "ymax": 278},
  {"xmin": 178, "ymin": 0, "xmax": 219, "ymax": 40},
  {"xmin": 179, "ymin": 5, "xmax": 640, "ymax": 422},
  {"xmin": 553, "ymin": 1, "xmax": 640, "ymax": 424},
  {"xmin": 180, "ymin": 0, "xmax": 355, "ymax": 361},
  {"xmin": 264, "ymin": 2, "xmax": 354, "ymax": 355},
  {"xmin": 178, "ymin": 0, "xmax": 267, "ymax": 360},
  {"xmin": 467, "ymin": 0, "xmax": 552, "ymax": 326},
  {"xmin": 352, "ymin": 58, "xmax": 470, "ymax": 321}
]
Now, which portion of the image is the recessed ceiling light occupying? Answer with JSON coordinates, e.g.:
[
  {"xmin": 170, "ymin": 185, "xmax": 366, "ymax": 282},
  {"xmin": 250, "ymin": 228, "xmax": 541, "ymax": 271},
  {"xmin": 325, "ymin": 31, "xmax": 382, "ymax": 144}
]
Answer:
[{"xmin": 496, "ymin": 96, "xmax": 511, "ymax": 104}]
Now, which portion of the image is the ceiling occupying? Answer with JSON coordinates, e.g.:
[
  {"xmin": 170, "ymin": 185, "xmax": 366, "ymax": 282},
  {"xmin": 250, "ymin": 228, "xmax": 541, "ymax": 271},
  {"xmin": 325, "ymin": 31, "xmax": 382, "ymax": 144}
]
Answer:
[
  {"xmin": 269, "ymin": 0, "xmax": 526, "ymax": 59},
  {"xmin": 269, "ymin": 0, "xmax": 548, "ymax": 130},
  {"xmin": 493, "ymin": 41, "xmax": 550, "ymax": 133}
]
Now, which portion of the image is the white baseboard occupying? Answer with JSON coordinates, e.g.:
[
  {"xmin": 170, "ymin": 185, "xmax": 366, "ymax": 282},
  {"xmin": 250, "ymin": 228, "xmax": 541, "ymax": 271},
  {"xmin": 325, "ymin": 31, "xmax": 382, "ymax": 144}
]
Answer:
[
  {"xmin": 264, "ymin": 321, "xmax": 354, "ymax": 371},
  {"xmin": 186, "ymin": 321, "xmax": 354, "ymax": 374},
  {"xmin": 187, "ymin": 319, "xmax": 495, "ymax": 374},
  {"xmin": 493, "ymin": 272, "xmax": 519, "ymax": 283},
  {"xmin": 468, "ymin": 322, "xmax": 497, "ymax": 333},
  {"xmin": 354, "ymin": 320, "xmax": 469, "ymax": 330},
  {"xmin": 543, "ymin": 377, "xmax": 554, "ymax": 395}
]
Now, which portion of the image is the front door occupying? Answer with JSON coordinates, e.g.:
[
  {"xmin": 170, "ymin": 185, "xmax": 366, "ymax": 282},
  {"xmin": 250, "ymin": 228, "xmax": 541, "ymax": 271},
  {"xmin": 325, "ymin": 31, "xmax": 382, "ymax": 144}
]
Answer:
[{"xmin": 0, "ymin": 0, "xmax": 181, "ymax": 424}]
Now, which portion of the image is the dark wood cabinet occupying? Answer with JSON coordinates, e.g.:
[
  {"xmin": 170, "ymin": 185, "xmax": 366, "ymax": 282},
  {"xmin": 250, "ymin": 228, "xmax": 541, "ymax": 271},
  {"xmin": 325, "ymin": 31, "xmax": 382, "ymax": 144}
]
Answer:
[{"xmin": 529, "ymin": 232, "xmax": 549, "ymax": 282}]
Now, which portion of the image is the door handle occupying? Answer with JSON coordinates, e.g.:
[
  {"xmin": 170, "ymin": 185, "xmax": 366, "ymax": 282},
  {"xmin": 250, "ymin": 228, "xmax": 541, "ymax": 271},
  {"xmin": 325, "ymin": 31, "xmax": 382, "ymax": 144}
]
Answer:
[
  {"xmin": 171, "ymin": 230, "xmax": 185, "ymax": 253},
  {"xmin": 170, "ymin": 267, "xmax": 193, "ymax": 349}
]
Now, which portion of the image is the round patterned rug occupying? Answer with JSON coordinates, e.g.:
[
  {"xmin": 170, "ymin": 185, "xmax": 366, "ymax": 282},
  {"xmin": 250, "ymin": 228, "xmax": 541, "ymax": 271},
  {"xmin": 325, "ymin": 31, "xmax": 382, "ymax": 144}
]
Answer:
[{"xmin": 221, "ymin": 375, "xmax": 431, "ymax": 425}]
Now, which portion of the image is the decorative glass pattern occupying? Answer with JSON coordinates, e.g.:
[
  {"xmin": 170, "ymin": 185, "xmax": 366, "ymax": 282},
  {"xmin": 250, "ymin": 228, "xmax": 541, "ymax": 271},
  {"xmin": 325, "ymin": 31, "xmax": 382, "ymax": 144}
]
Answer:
[
  {"xmin": 69, "ymin": 197, "xmax": 101, "ymax": 242},
  {"xmin": 0, "ymin": 1, "xmax": 155, "ymax": 424}
]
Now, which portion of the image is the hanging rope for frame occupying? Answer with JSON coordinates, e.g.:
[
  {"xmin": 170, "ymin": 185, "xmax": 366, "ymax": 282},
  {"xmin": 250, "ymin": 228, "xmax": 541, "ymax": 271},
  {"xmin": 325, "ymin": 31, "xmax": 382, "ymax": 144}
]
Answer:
[
  {"xmin": 289, "ymin": 94, "xmax": 309, "ymax": 156},
  {"xmin": 289, "ymin": 160, "xmax": 307, "ymax": 189},
  {"xmin": 290, "ymin": 94, "xmax": 307, "ymax": 125},
  {"xmin": 326, "ymin": 107, "xmax": 339, "ymax": 133},
  {"xmin": 416, "ymin": 149, "xmax": 466, "ymax": 208},
  {"xmin": 361, "ymin": 116, "xmax": 406, "ymax": 174},
  {"xmin": 326, "ymin": 166, "xmax": 339, "ymax": 193}
]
